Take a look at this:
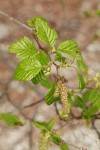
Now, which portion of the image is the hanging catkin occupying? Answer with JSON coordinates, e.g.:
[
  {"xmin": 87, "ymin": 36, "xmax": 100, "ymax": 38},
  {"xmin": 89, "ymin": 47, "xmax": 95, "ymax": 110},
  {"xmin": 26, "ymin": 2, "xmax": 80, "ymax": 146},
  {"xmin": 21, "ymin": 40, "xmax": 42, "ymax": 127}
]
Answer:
[
  {"xmin": 54, "ymin": 80, "xmax": 71, "ymax": 119},
  {"xmin": 39, "ymin": 131, "xmax": 50, "ymax": 150},
  {"xmin": 54, "ymin": 80, "xmax": 62, "ymax": 97},
  {"xmin": 60, "ymin": 83, "xmax": 71, "ymax": 118}
]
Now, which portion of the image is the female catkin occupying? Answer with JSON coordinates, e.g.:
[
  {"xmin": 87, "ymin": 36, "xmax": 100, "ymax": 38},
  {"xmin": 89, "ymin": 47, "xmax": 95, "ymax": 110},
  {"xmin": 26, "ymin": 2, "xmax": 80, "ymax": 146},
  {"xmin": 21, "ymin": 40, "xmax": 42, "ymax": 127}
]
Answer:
[{"xmin": 39, "ymin": 131, "xmax": 50, "ymax": 150}]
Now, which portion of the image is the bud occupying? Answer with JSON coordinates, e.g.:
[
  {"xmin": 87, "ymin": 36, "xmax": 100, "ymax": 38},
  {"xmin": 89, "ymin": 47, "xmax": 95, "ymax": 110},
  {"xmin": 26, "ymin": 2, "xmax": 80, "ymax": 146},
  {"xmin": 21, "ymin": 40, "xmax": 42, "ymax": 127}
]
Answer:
[
  {"xmin": 44, "ymin": 62, "xmax": 52, "ymax": 76},
  {"xmin": 50, "ymin": 47, "xmax": 56, "ymax": 53}
]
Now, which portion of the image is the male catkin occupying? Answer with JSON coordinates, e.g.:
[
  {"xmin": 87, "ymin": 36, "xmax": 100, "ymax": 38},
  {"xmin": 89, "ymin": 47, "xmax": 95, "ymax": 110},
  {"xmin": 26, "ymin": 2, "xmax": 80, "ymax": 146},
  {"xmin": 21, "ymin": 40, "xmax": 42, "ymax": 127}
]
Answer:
[
  {"xmin": 54, "ymin": 80, "xmax": 62, "ymax": 97},
  {"xmin": 60, "ymin": 82, "xmax": 71, "ymax": 119},
  {"xmin": 39, "ymin": 131, "xmax": 50, "ymax": 150},
  {"xmin": 54, "ymin": 80, "xmax": 71, "ymax": 119}
]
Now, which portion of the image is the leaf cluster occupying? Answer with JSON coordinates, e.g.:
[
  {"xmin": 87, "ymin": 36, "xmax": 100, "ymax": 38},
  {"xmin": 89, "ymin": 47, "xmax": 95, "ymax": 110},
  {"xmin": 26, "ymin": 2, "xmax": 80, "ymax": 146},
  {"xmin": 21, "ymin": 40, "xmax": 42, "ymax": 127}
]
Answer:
[{"xmin": 1, "ymin": 16, "xmax": 99, "ymax": 149}]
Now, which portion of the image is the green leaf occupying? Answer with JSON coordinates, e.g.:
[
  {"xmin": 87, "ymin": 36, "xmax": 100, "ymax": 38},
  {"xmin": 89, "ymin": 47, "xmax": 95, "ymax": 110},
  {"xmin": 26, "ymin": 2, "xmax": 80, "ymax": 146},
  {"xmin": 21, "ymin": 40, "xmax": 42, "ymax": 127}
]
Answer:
[
  {"xmin": 9, "ymin": 37, "xmax": 36, "ymax": 59},
  {"xmin": 32, "ymin": 119, "xmax": 55, "ymax": 131},
  {"xmin": 34, "ymin": 17, "xmax": 58, "ymax": 47},
  {"xmin": 84, "ymin": 100, "xmax": 100, "ymax": 116},
  {"xmin": 60, "ymin": 144, "xmax": 69, "ymax": 150},
  {"xmin": 32, "ymin": 121, "xmax": 49, "ymax": 131},
  {"xmin": 32, "ymin": 70, "xmax": 45, "ymax": 84},
  {"xmin": 85, "ymin": 106, "xmax": 98, "ymax": 116},
  {"xmin": 45, "ymin": 85, "xmax": 59, "ymax": 105},
  {"xmin": 47, "ymin": 119, "xmax": 55, "ymax": 130},
  {"xmin": 83, "ymin": 11, "xmax": 92, "ymax": 17},
  {"xmin": 40, "ymin": 78, "xmax": 52, "ymax": 89},
  {"xmin": 88, "ymin": 89, "xmax": 100, "ymax": 102},
  {"xmin": 32, "ymin": 70, "xmax": 52, "ymax": 88},
  {"xmin": 74, "ymin": 96, "xmax": 86, "ymax": 110},
  {"xmin": 57, "ymin": 40, "xmax": 79, "ymax": 57},
  {"xmin": 14, "ymin": 58, "xmax": 42, "ymax": 81},
  {"xmin": 50, "ymin": 133, "xmax": 62, "ymax": 145},
  {"xmin": 26, "ymin": 17, "xmax": 36, "ymax": 28},
  {"xmin": 36, "ymin": 51, "xmax": 50, "ymax": 65},
  {"xmin": 67, "ymin": 94, "xmax": 73, "ymax": 107},
  {"xmin": 26, "ymin": 17, "xmax": 47, "ymax": 28},
  {"xmin": 83, "ymin": 114, "xmax": 91, "ymax": 125},
  {"xmin": 96, "ymin": 9, "xmax": 100, "ymax": 16},
  {"xmin": 76, "ymin": 52, "xmax": 88, "ymax": 72},
  {"xmin": 83, "ymin": 89, "xmax": 100, "ymax": 103},
  {"xmin": 54, "ymin": 52, "xmax": 66, "ymax": 63},
  {"xmin": 0, "ymin": 113, "xmax": 24, "ymax": 126},
  {"xmin": 78, "ymin": 72, "xmax": 85, "ymax": 90},
  {"xmin": 83, "ymin": 89, "xmax": 92, "ymax": 103}
]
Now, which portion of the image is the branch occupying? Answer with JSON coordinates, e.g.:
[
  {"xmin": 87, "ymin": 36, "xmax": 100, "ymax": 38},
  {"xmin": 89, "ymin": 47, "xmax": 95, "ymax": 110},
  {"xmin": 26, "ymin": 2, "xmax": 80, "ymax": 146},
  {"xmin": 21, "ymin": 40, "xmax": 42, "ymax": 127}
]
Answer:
[
  {"xmin": 91, "ymin": 117, "xmax": 100, "ymax": 140},
  {"xmin": 0, "ymin": 11, "xmax": 32, "ymax": 31},
  {"xmin": 5, "ymin": 92, "xmax": 32, "ymax": 121},
  {"xmin": 23, "ymin": 97, "xmax": 44, "ymax": 109}
]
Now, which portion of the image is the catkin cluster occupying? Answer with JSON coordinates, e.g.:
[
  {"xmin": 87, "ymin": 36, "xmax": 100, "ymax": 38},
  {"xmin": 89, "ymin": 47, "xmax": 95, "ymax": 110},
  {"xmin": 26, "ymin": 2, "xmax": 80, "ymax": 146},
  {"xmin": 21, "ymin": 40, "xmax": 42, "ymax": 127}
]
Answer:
[
  {"xmin": 54, "ymin": 80, "xmax": 71, "ymax": 119},
  {"xmin": 39, "ymin": 131, "xmax": 50, "ymax": 150}
]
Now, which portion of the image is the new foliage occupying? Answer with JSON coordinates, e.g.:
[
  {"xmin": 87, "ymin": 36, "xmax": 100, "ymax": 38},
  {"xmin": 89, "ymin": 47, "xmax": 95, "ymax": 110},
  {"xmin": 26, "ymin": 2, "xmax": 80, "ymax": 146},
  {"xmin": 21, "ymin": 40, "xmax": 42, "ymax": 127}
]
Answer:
[{"xmin": 1, "ymin": 17, "xmax": 100, "ymax": 150}]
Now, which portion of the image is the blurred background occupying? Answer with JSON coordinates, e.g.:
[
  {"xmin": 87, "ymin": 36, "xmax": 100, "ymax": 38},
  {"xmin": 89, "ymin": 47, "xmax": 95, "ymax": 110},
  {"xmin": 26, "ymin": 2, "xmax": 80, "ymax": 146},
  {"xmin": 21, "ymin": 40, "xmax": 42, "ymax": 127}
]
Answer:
[{"xmin": 0, "ymin": 0, "xmax": 100, "ymax": 150}]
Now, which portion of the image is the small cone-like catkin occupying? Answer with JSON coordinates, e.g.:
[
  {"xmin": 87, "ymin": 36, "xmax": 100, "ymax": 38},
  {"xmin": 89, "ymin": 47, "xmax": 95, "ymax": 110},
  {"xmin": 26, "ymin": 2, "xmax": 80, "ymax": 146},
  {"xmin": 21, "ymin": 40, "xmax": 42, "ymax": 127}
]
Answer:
[{"xmin": 39, "ymin": 131, "xmax": 50, "ymax": 150}]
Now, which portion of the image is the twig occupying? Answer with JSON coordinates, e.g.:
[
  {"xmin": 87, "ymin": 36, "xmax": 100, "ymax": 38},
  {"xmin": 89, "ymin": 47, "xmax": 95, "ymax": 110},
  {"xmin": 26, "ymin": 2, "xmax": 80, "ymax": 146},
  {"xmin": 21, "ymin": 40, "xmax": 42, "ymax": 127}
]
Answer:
[
  {"xmin": 91, "ymin": 118, "xmax": 100, "ymax": 140},
  {"xmin": 0, "ymin": 11, "xmax": 32, "ymax": 31},
  {"xmin": 5, "ymin": 92, "xmax": 32, "ymax": 121},
  {"xmin": 28, "ymin": 121, "xmax": 33, "ymax": 150},
  {"xmin": 0, "ymin": 78, "xmax": 13, "ymax": 99},
  {"xmin": 31, "ymin": 32, "xmax": 45, "ymax": 50},
  {"xmin": 23, "ymin": 97, "xmax": 44, "ymax": 109}
]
